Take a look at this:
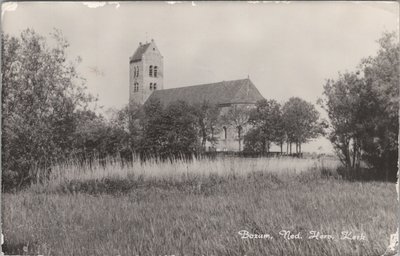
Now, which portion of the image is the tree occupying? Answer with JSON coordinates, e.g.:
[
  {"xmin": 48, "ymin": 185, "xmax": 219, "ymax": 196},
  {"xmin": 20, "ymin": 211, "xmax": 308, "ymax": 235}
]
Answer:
[
  {"xmin": 221, "ymin": 105, "xmax": 251, "ymax": 151},
  {"xmin": 72, "ymin": 109, "xmax": 131, "ymax": 160},
  {"xmin": 139, "ymin": 100, "xmax": 200, "ymax": 159},
  {"xmin": 106, "ymin": 105, "xmax": 142, "ymax": 155},
  {"xmin": 321, "ymin": 32, "xmax": 399, "ymax": 180},
  {"xmin": 243, "ymin": 127, "xmax": 265, "ymax": 153},
  {"xmin": 321, "ymin": 73, "xmax": 368, "ymax": 169},
  {"xmin": 359, "ymin": 31, "xmax": 399, "ymax": 180},
  {"xmin": 138, "ymin": 98, "xmax": 165, "ymax": 157},
  {"xmin": 245, "ymin": 99, "xmax": 283, "ymax": 153},
  {"xmin": 282, "ymin": 97, "xmax": 325, "ymax": 154},
  {"xmin": 2, "ymin": 29, "xmax": 94, "ymax": 190},
  {"xmin": 193, "ymin": 101, "xmax": 221, "ymax": 151}
]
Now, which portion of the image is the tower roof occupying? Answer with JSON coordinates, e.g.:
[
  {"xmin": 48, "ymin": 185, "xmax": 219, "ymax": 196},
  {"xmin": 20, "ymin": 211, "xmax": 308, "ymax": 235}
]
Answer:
[
  {"xmin": 146, "ymin": 78, "xmax": 264, "ymax": 107},
  {"xmin": 130, "ymin": 42, "xmax": 151, "ymax": 63}
]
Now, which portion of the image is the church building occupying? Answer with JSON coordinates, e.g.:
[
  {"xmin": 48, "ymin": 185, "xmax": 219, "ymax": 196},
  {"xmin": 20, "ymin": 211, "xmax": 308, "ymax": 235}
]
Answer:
[{"xmin": 129, "ymin": 40, "xmax": 264, "ymax": 151}]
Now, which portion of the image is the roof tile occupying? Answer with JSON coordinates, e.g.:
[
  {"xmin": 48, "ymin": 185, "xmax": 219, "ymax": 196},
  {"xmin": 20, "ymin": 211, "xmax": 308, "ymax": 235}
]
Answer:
[
  {"xmin": 130, "ymin": 43, "xmax": 151, "ymax": 63},
  {"xmin": 146, "ymin": 78, "xmax": 264, "ymax": 107}
]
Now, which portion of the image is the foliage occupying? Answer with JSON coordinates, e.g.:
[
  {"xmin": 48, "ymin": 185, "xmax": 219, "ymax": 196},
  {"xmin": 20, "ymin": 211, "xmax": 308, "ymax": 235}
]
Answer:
[
  {"xmin": 126, "ymin": 104, "xmax": 145, "ymax": 150},
  {"xmin": 221, "ymin": 105, "xmax": 251, "ymax": 151},
  {"xmin": 192, "ymin": 101, "xmax": 221, "ymax": 151},
  {"xmin": 243, "ymin": 127, "xmax": 264, "ymax": 152},
  {"xmin": 321, "ymin": 73, "xmax": 370, "ymax": 169},
  {"xmin": 1, "ymin": 29, "xmax": 94, "ymax": 190},
  {"xmin": 245, "ymin": 99, "xmax": 284, "ymax": 152},
  {"xmin": 321, "ymin": 31, "xmax": 399, "ymax": 180},
  {"xmin": 71, "ymin": 109, "xmax": 131, "ymax": 160},
  {"xmin": 282, "ymin": 97, "xmax": 325, "ymax": 153},
  {"xmin": 244, "ymin": 98, "xmax": 325, "ymax": 154},
  {"xmin": 139, "ymin": 99, "xmax": 200, "ymax": 158}
]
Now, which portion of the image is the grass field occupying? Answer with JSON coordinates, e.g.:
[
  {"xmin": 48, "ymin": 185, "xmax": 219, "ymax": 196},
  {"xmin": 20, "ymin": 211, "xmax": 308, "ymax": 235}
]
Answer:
[{"xmin": 2, "ymin": 156, "xmax": 397, "ymax": 256}]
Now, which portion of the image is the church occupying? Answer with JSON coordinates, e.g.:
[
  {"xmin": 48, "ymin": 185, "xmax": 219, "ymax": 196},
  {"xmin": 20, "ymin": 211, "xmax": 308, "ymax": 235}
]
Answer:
[{"xmin": 129, "ymin": 40, "xmax": 264, "ymax": 151}]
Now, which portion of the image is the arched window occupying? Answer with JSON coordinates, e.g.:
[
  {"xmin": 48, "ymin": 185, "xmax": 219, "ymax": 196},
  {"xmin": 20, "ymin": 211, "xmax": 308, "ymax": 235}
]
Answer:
[
  {"xmin": 134, "ymin": 82, "xmax": 139, "ymax": 92},
  {"xmin": 149, "ymin": 65, "xmax": 153, "ymax": 77},
  {"xmin": 136, "ymin": 67, "xmax": 139, "ymax": 77},
  {"xmin": 150, "ymin": 83, "xmax": 153, "ymax": 90},
  {"xmin": 223, "ymin": 126, "xmax": 227, "ymax": 140},
  {"xmin": 154, "ymin": 66, "xmax": 158, "ymax": 77},
  {"xmin": 153, "ymin": 83, "xmax": 157, "ymax": 90},
  {"xmin": 237, "ymin": 126, "xmax": 243, "ymax": 139}
]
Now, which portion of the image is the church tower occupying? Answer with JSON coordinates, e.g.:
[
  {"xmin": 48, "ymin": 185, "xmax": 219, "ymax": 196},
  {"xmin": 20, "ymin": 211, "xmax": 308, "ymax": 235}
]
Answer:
[{"xmin": 129, "ymin": 39, "xmax": 164, "ymax": 107}]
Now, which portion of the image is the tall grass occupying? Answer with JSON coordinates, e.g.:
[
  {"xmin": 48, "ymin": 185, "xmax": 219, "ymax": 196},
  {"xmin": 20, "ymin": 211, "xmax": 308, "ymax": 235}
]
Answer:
[
  {"xmin": 3, "ymin": 156, "xmax": 396, "ymax": 256},
  {"xmin": 39, "ymin": 156, "xmax": 340, "ymax": 190}
]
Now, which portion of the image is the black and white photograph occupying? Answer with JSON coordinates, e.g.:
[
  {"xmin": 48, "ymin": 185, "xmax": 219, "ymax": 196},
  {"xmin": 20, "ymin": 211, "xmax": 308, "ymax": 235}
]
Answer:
[{"xmin": 1, "ymin": 1, "xmax": 399, "ymax": 255}]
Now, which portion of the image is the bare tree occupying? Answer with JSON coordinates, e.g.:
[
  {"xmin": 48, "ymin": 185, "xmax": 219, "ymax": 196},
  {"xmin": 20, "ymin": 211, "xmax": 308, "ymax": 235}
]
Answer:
[{"xmin": 221, "ymin": 105, "xmax": 251, "ymax": 151}]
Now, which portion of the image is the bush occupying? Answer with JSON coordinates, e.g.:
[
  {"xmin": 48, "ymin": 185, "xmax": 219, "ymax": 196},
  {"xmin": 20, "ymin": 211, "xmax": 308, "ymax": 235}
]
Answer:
[
  {"xmin": 1, "ymin": 29, "xmax": 94, "ymax": 191},
  {"xmin": 138, "ymin": 100, "xmax": 201, "ymax": 159}
]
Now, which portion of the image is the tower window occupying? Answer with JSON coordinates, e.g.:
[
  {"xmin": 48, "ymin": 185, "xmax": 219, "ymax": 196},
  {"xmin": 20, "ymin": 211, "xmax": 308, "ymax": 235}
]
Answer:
[
  {"xmin": 154, "ymin": 66, "xmax": 158, "ymax": 78},
  {"xmin": 149, "ymin": 65, "xmax": 153, "ymax": 77},
  {"xmin": 150, "ymin": 83, "xmax": 153, "ymax": 90},
  {"xmin": 135, "ymin": 66, "xmax": 139, "ymax": 77},
  {"xmin": 134, "ymin": 82, "xmax": 139, "ymax": 92},
  {"xmin": 153, "ymin": 83, "xmax": 157, "ymax": 90},
  {"xmin": 223, "ymin": 126, "xmax": 227, "ymax": 140}
]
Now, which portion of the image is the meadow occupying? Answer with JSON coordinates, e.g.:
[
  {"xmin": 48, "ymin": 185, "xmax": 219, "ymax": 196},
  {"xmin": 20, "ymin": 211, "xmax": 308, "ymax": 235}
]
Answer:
[{"xmin": 2, "ymin": 156, "xmax": 397, "ymax": 256}]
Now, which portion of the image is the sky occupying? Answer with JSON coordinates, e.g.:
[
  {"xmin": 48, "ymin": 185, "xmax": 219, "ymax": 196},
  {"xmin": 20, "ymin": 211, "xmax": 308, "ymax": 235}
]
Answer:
[{"xmin": 2, "ymin": 1, "xmax": 399, "ymax": 153}]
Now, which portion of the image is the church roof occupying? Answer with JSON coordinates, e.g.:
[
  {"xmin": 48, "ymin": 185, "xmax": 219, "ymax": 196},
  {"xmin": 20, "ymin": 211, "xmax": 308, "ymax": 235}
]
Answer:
[
  {"xmin": 146, "ymin": 78, "xmax": 264, "ymax": 107},
  {"xmin": 130, "ymin": 43, "xmax": 151, "ymax": 63}
]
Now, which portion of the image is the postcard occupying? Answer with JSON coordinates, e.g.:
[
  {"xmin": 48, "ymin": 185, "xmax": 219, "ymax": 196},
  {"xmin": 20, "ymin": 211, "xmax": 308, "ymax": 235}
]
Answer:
[{"xmin": 1, "ymin": 2, "xmax": 398, "ymax": 255}]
